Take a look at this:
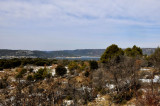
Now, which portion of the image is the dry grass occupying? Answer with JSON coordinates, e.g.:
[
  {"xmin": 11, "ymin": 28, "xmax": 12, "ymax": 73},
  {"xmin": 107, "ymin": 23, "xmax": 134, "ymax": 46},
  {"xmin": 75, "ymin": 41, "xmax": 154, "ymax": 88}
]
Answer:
[{"xmin": 87, "ymin": 94, "xmax": 137, "ymax": 106}]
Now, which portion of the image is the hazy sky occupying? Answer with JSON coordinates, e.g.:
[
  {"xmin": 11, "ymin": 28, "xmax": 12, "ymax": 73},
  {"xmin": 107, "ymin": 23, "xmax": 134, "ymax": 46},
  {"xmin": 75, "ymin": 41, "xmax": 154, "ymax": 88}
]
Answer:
[{"xmin": 0, "ymin": 0, "xmax": 160, "ymax": 50}]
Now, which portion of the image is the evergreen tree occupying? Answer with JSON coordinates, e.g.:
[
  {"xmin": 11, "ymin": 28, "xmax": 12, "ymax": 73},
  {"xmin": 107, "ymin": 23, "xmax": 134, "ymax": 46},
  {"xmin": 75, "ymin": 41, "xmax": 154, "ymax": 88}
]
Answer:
[
  {"xmin": 124, "ymin": 45, "xmax": 142, "ymax": 57},
  {"xmin": 100, "ymin": 44, "xmax": 124, "ymax": 63},
  {"xmin": 55, "ymin": 65, "xmax": 67, "ymax": 76}
]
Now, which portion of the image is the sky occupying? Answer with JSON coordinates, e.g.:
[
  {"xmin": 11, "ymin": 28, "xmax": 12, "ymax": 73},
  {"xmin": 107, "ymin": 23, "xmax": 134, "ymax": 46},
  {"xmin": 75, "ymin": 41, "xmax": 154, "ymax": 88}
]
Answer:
[{"xmin": 0, "ymin": 0, "xmax": 160, "ymax": 50}]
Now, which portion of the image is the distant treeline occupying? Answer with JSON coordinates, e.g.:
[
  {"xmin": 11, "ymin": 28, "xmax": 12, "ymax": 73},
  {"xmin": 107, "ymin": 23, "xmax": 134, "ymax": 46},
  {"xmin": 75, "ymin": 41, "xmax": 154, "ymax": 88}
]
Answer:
[
  {"xmin": 0, "ymin": 58, "xmax": 87, "ymax": 70},
  {"xmin": 0, "ymin": 58, "xmax": 58, "ymax": 70}
]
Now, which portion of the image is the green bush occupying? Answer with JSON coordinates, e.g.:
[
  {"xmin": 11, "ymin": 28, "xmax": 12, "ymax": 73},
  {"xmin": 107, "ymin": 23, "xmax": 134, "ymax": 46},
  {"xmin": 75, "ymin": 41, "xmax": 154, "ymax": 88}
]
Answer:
[
  {"xmin": 0, "ymin": 67, "xmax": 3, "ymax": 71},
  {"xmin": 34, "ymin": 68, "xmax": 51, "ymax": 80},
  {"xmin": 29, "ymin": 68, "xmax": 33, "ymax": 73},
  {"xmin": 80, "ymin": 63, "xmax": 87, "ymax": 71},
  {"xmin": 34, "ymin": 68, "xmax": 46, "ymax": 80},
  {"xmin": 0, "ymin": 79, "xmax": 8, "ymax": 89},
  {"xmin": 84, "ymin": 71, "xmax": 89, "ymax": 77},
  {"xmin": 46, "ymin": 73, "xmax": 52, "ymax": 78},
  {"xmin": 15, "ymin": 68, "xmax": 27, "ymax": 79},
  {"xmin": 100, "ymin": 88, "xmax": 106, "ymax": 95},
  {"xmin": 68, "ymin": 61, "xmax": 80, "ymax": 75},
  {"xmin": 16, "ymin": 73, "xmax": 23, "ymax": 79},
  {"xmin": 35, "ymin": 61, "xmax": 47, "ymax": 66},
  {"xmin": 89, "ymin": 60, "xmax": 98, "ymax": 70},
  {"xmin": 20, "ymin": 69, "xmax": 27, "ymax": 75},
  {"xmin": 65, "ymin": 95, "xmax": 73, "ymax": 100},
  {"xmin": 68, "ymin": 61, "xmax": 79, "ymax": 71},
  {"xmin": 27, "ymin": 75, "xmax": 34, "ymax": 81},
  {"xmin": 55, "ymin": 65, "xmax": 67, "ymax": 76}
]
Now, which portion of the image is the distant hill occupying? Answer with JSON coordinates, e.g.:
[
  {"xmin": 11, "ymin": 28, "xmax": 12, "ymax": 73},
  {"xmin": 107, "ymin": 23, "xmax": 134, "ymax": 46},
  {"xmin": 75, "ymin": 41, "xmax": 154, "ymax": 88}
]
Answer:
[
  {"xmin": 0, "ymin": 49, "xmax": 75, "ymax": 59},
  {"xmin": 63, "ymin": 49, "xmax": 105, "ymax": 57},
  {"xmin": 0, "ymin": 48, "xmax": 156, "ymax": 59}
]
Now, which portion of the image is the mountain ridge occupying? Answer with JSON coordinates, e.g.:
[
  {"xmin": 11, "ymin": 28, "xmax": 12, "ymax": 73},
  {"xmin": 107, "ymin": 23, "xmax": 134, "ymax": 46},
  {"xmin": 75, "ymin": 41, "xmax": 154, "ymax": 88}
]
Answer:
[{"xmin": 0, "ymin": 48, "xmax": 156, "ymax": 59}]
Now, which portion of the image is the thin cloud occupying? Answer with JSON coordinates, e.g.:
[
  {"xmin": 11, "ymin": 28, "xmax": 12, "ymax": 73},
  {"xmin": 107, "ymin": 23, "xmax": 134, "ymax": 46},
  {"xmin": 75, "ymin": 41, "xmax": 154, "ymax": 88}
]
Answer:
[
  {"xmin": 0, "ymin": 0, "xmax": 160, "ymax": 50},
  {"xmin": 0, "ymin": 0, "xmax": 160, "ymax": 26}
]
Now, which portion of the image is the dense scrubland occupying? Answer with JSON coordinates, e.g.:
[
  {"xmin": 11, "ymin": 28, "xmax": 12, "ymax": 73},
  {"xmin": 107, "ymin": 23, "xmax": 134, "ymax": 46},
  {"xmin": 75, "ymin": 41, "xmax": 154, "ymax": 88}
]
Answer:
[{"xmin": 0, "ymin": 44, "xmax": 160, "ymax": 106}]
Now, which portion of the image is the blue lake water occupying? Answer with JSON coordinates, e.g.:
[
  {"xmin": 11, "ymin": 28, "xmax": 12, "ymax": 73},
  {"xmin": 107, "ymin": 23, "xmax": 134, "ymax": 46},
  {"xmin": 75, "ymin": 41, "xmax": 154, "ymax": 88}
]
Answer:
[{"xmin": 55, "ymin": 56, "xmax": 100, "ymax": 60}]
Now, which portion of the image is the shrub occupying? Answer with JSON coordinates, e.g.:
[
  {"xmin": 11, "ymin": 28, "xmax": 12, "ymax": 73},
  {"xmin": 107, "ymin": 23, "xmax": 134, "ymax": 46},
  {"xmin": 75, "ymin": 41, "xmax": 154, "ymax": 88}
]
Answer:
[
  {"xmin": 137, "ymin": 90, "xmax": 160, "ymax": 106},
  {"xmin": 55, "ymin": 65, "xmax": 67, "ymax": 76},
  {"xmin": 27, "ymin": 75, "xmax": 34, "ymax": 81},
  {"xmin": 111, "ymin": 83, "xmax": 141, "ymax": 104},
  {"xmin": 89, "ymin": 61, "xmax": 98, "ymax": 70},
  {"xmin": 100, "ymin": 88, "xmax": 106, "ymax": 95},
  {"xmin": 34, "ymin": 68, "xmax": 46, "ymax": 80},
  {"xmin": 15, "ymin": 68, "xmax": 27, "ymax": 79},
  {"xmin": 46, "ymin": 73, "xmax": 52, "ymax": 78},
  {"xmin": 65, "ymin": 95, "xmax": 73, "ymax": 100},
  {"xmin": 16, "ymin": 73, "xmax": 23, "ymax": 79},
  {"xmin": 80, "ymin": 63, "xmax": 87, "ymax": 71},
  {"xmin": 68, "ymin": 61, "xmax": 79, "ymax": 71},
  {"xmin": 0, "ymin": 78, "xmax": 8, "ymax": 89},
  {"xmin": 36, "ymin": 88, "xmax": 44, "ymax": 93},
  {"xmin": 150, "ymin": 47, "xmax": 160, "ymax": 70},
  {"xmin": 20, "ymin": 69, "xmax": 27, "ymax": 75},
  {"xmin": 29, "ymin": 68, "xmax": 33, "ymax": 73},
  {"xmin": 0, "ymin": 67, "xmax": 3, "ymax": 71},
  {"xmin": 34, "ymin": 68, "xmax": 51, "ymax": 80},
  {"xmin": 112, "ymin": 91, "xmax": 133, "ymax": 104},
  {"xmin": 35, "ymin": 61, "xmax": 47, "ymax": 66},
  {"xmin": 84, "ymin": 71, "xmax": 89, "ymax": 77}
]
